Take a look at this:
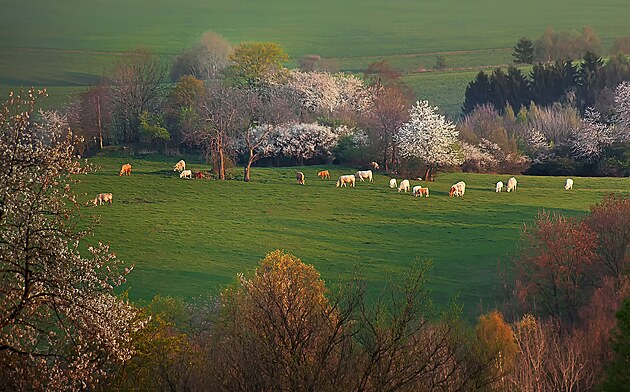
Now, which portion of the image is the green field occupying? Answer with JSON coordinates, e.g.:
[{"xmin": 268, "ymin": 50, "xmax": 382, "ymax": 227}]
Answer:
[
  {"xmin": 1, "ymin": 0, "xmax": 629, "ymax": 117},
  {"xmin": 77, "ymin": 156, "xmax": 630, "ymax": 318}
]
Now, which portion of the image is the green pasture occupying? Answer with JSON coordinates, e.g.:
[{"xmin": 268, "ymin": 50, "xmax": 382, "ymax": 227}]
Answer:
[
  {"xmin": 1, "ymin": 0, "xmax": 629, "ymax": 117},
  {"xmin": 76, "ymin": 156, "xmax": 630, "ymax": 319}
]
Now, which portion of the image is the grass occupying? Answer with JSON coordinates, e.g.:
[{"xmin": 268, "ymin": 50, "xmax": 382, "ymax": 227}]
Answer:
[
  {"xmin": 1, "ymin": 0, "xmax": 629, "ymax": 117},
  {"xmin": 76, "ymin": 155, "xmax": 630, "ymax": 319}
]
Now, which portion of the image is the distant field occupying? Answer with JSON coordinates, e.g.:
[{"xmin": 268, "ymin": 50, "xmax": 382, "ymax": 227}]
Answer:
[
  {"xmin": 76, "ymin": 156, "xmax": 630, "ymax": 319},
  {"xmin": 1, "ymin": 0, "xmax": 629, "ymax": 117}
]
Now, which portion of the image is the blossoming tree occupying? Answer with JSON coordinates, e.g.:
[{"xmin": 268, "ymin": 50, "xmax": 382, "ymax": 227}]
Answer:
[
  {"xmin": 0, "ymin": 90, "xmax": 142, "ymax": 390},
  {"xmin": 395, "ymin": 101, "xmax": 463, "ymax": 180}
]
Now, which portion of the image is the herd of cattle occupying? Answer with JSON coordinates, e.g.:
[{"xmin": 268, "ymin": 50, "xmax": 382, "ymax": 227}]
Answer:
[{"xmin": 91, "ymin": 160, "xmax": 575, "ymax": 205}]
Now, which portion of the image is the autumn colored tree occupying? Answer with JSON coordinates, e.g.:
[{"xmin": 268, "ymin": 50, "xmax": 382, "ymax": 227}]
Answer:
[
  {"xmin": 515, "ymin": 211, "xmax": 599, "ymax": 324},
  {"xmin": 0, "ymin": 90, "xmax": 141, "ymax": 390},
  {"xmin": 208, "ymin": 250, "xmax": 359, "ymax": 391},
  {"xmin": 226, "ymin": 42, "xmax": 289, "ymax": 88},
  {"xmin": 475, "ymin": 310, "xmax": 518, "ymax": 383},
  {"xmin": 586, "ymin": 194, "xmax": 630, "ymax": 278},
  {"xmin": 164, "ymin": 75, "xmax": 205, "ymax": 145}
]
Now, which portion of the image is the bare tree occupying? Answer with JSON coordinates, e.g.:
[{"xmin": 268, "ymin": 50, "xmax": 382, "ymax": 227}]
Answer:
[
  {"xmin": 192, "ymin": 83, "xmax": 250, "ymax": 179},
  {"xmin": 110, "ymin": 48, "xmax": 167, "ymax": 143},
  {"xmin": 170, "ymin": 31, "xmax": 232, "ymax": 81},
  {"xmin": 364, "ymin": 84, "xmax": 409, "ymax": 171},
  {"xmin": 0, "ymin": 89, "xmax": 141, "ymax": 390},
  {"xmin": 67, "ymin": 80, "xmax": 112, "ymax": 151}
]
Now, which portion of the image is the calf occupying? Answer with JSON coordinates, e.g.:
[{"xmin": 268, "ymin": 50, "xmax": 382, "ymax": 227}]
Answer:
[
  {"xmin": 296, "ymin": 171, "xmax": 305, "ymax": 185},
  {"xmin": 318, "ymin": 170, "xmax": 330, "ymax": 179},
  {"xmin": 389, "ymin": 178, "xmax": 397, "ymax": 188},
  {"xmin": 413, "ymin": 186, "xmax": 429, "ymax": 197},
  {"xmin": 180, "ymin": 170, "xmax": 192, "ymax": 179},
  {"xmin": 496, "ymin": 181, "xmax": 503, "ymax": 192}
]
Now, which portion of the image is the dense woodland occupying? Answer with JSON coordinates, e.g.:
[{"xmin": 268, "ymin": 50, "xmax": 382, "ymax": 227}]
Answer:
[{"xmin": 1, "ymin": 26, "xmax": 629, "ymax": 391}]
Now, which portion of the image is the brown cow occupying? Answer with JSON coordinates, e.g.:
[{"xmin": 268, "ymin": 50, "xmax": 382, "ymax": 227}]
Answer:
[
  {"xmin": 318, "ymin": 170, "xmax": 330, "ymax": 179},
  {"xmin": 119, "ymin": 163, "xmax": 132, "ymax": 176}
]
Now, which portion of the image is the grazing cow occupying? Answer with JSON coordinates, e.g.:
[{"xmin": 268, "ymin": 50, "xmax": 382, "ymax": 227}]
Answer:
[
  {"xmin": 413, "ymin": 186, "xmax": 429, "ymax": 197},
  {"xmin": 398, "ymin": 179, "xmax": 410, "ymax": 193},
  {"xmin": 449, "ymin": 181, "xmax": 466, "ymax": 197},
  {"xmin": 565, "ymin": 178, "xmax": 574, "ymax": 190},
  {"xmin": 507, "ymin": 177, "xmax": 517, "ymax": 192},
  {"xmin": 355, "ymin": 170, "xmax": 373, "ymax": 182},
  {"xmin": 318, "ymin": 170, "xmax": 330, "ymax": 179},
  {"xmin": 496, "ymin": 181, "xmax": 504, "ymax": 193},
  {"xmin": 296, "ymin": 171, "xmax": 305, "ymax": 185},
  {"xmin": 370, "ymin": 161, "xmax": 380, "ymax": 170},
  {"xmin": 93, "ymin": 193, "xmax": 113, "ymax": 205},
  {"xmin": 389, "ymin": 178, "xmax": 397, "ymax": 188},
  {"xmin": 173, "ymin": 159, "xmax": 186, "ymax": 172},
  {"xmin": 119, "ymin": 163, "xmax": 132, "ymax": 176},
  {"xmin": 336, "ymin": 175, "xmax": 355, "ymax": 188},
  {"xmin": 180, "ymin": 170, "xmax": 192, "ymax": 179}
]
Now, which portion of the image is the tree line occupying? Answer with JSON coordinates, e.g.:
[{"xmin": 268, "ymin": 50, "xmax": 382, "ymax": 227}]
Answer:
[{"xmin": 62, "ymin": 31, "xmax": 630, "ymax": 181}]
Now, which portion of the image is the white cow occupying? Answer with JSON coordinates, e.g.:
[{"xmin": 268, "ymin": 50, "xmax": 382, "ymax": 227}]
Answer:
[
  {"xmin": 355, "ymin": 170, "xmax": 373, "ymax": 182},
  {"xmin": 565, "ymin": 178, "xmax": 574, "ymax": 190},
  {"xmin": 173, "ymin": 159, "xmax": 186, "ymax": 172},
  {"xmin": 496, "ymin": 181, "xmax": 504, "ymax": 193},
  {"xmin": 180, "ymin": 170, "xmax": 192, "ymax": 179},
  {"xmin": 336, "ymin": 175, "xmax": 356, "ymax": 188},
  {"xmin": 398, "ymin": 179, "xmax": 410, "ymax": 193},
  {"xmin": 389, "ymin": 178, "xmax": 397, "ymax": 188},
  {"xmin": 370, "ymin": 161, "xmax": 380, "ymax": 170},
  {"xmin": 449, "ymin": 181, "xmax": 466, "ymax": 197},
  {"xmin": 507, "ymin": 177, "xmax": 517, "ymax": 192}
]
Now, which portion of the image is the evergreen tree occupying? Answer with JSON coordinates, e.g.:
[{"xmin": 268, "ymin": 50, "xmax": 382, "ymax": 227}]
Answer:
[
  {"xmin": 505, "ymin": 66, "xmax": 531, "ymax": 111},
  {"xmin": 577, "ymin": 51, "xmax": 605, "ymax": 111},
  {"xmin": 489, "ymin": 68, "xmax": 509, "ymax": 111},
  {"xmin": 462, "ymin": 71, "xmax": 492, "ymax": 114},
  {"xmin": 513, "ymin": 37, "xmax": 535, "ymax": 64}
]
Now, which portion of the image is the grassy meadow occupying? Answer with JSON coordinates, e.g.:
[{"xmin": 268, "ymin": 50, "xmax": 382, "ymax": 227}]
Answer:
[
  {"xmin": 1, "ymin": 0, "xmax": 629, "ymax": 117},
  {"xmin": 77, "ymin": 155, "xmax": 630, "ymax": 319}
]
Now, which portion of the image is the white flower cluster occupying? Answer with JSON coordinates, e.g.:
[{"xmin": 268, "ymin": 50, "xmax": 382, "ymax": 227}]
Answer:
[
  {"xmin": 0, "ymin": 90, "xmax": 142, "ymax": 389},
  {"xmin": 285, "ymin": 70, "xmax": 372, "ymax": 114},
  {"xmin": 395, "ymin": 101, "xmax": 463, "ymax": 167}
]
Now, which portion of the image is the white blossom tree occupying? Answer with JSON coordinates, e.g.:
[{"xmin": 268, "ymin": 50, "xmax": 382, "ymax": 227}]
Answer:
[
  {"xmin": 284, "ymin": 70, "xmax": 371, "ymax": 117},
  {"xmin": 571, "ymin": 107, "xmax": 614, "ymax": 161},
  {"xmin": 613, "ymin": 81, "xmax": 630, "ymax": 140},
  {"xmin": 0, "ymin": 90, "xmax": 142, "ymax": 390},
  {"xmin": 395, "ymin": 101, "xmax": 463, "ymax": 180},
  {"xmin": 267, "ymin": 123, "xmax": 339, "ymax": 165}
]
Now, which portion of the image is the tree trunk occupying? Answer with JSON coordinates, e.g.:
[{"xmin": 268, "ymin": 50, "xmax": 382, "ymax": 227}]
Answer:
[
  {"xmin": 244, "ymin": 149, "xmax": 255, "ymax": 182},
  {"xmin": 218, "ymin": 144, "xmax": 225, "ymax": 180},
  {"xmin": 96, "ymin": 96, "xmax": 103, "ymax": 149}
]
